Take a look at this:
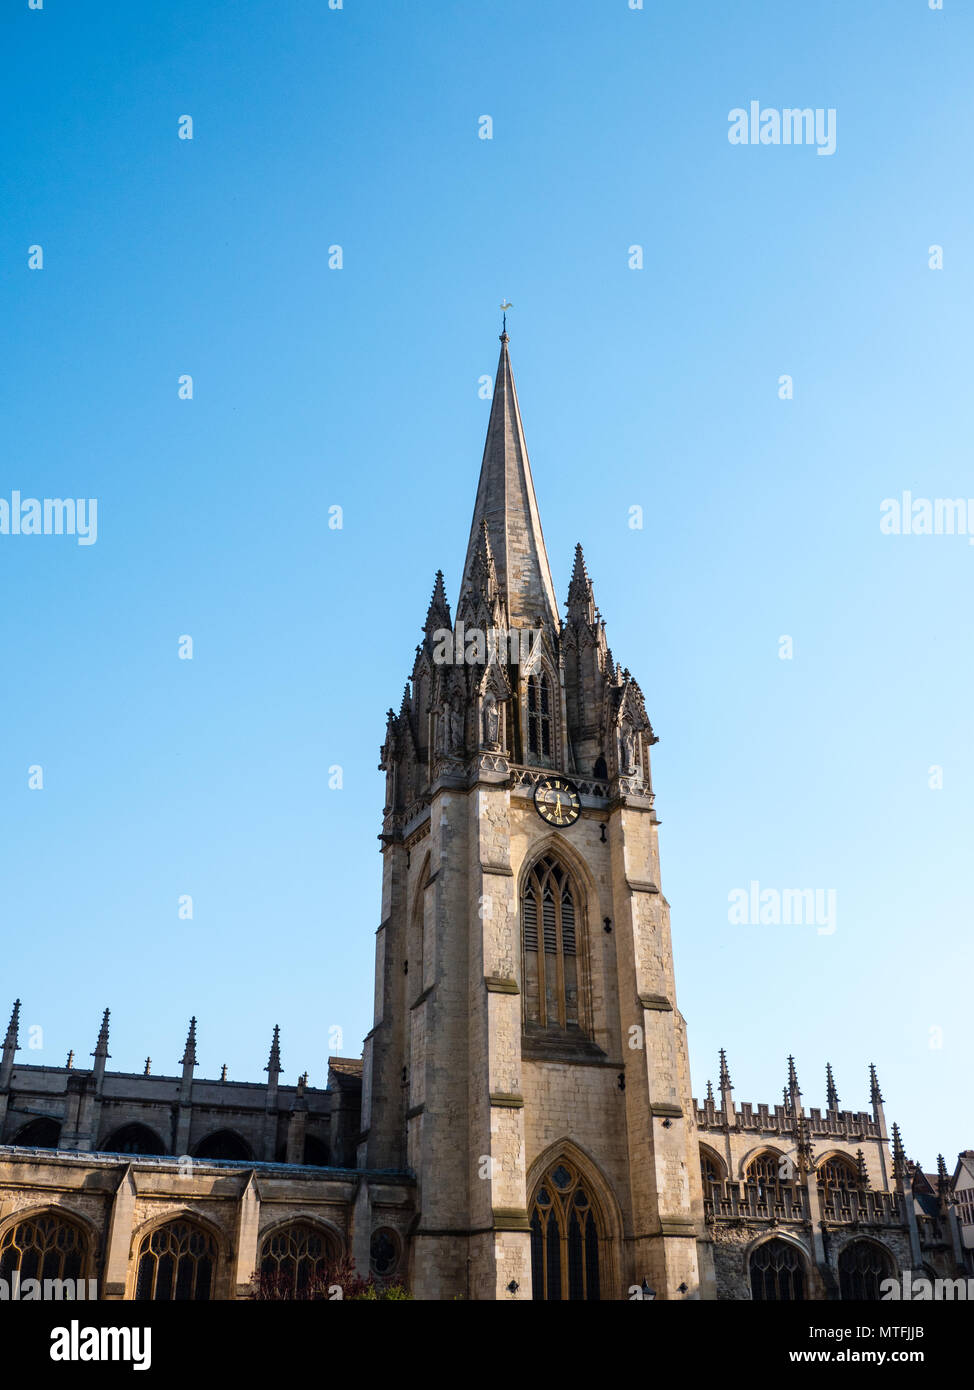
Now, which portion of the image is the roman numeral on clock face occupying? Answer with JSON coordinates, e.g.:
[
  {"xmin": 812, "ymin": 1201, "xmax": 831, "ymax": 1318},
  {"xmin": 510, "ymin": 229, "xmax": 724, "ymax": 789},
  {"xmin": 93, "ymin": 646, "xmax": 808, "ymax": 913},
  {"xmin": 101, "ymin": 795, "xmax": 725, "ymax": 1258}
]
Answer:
[{"xmin": 533, "ymin": 777, "xmax": 579, "ymax": 827}]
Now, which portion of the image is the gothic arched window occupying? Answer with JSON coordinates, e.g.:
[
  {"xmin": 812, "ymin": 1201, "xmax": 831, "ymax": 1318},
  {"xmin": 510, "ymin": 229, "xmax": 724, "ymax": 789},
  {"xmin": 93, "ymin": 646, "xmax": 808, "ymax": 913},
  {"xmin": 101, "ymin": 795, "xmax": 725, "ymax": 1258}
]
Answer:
[
  {"xmin": 258, "ymin": 1222, "xmax": 339, "ymax": 1298},
  {"xmin": 817, "ymin": 1155, "xmax": 857, "ymax": 1196},
  {"xmin": 526, "ymin": 673, "xmax": 553, "ymax": 762},
  {"xmin": 817, "ymin": 1154, "xmax": 858, "ymax": 1217},
  {"xmin": 749, "ymin": 1238, "xmax": 807, "ymax": 1301},
  {"xmin": 530, "ymin": 1160, "xmax": 602, "ymax": 1300},
  {"xmin": 135, "ymin": 1220, "xmax": 215, "ymax": 1301},
  {"xmin": 838, "ymin": 1240, "xmax": 896, "ymax": 1300},
  {"xmin": 700, "ymin": 1149, "xmax": 724, "ymax": 1195},
  {"xmin": 746, "ymin": 1151, "xmax": 788, "ymax": 1204},
  {"xmin": 522, "ymin": 855, "xmax": 582, "ymax": 1033},
  {"xmin": 0, "ymin": 1212, "xmax": 87, "ymax": 1285}
]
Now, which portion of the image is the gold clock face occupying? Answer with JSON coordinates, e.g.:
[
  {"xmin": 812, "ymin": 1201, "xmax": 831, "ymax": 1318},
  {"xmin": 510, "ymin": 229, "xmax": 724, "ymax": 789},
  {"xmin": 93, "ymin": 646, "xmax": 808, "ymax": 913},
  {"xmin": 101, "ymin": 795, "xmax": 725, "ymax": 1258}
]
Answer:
[{"xmin": 533, "ymin": 777, "xmax": 581, "ymax": 828}]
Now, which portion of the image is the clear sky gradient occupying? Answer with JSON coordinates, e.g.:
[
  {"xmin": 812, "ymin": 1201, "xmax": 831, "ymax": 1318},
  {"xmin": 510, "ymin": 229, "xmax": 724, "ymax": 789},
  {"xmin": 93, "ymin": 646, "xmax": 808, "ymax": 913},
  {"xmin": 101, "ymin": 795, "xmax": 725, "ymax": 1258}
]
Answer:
[{"xmin": 2, "ymin": 1, "xmax": 970, "ymax": 1163}]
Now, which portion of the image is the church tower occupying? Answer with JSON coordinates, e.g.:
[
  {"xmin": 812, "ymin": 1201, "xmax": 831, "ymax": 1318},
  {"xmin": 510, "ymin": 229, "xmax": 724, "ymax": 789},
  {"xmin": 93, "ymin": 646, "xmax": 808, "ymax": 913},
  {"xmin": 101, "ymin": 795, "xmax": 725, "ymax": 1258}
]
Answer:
[{"xmin": 361, "ymin": 330, "xmax": 711, "ymax": 1300}]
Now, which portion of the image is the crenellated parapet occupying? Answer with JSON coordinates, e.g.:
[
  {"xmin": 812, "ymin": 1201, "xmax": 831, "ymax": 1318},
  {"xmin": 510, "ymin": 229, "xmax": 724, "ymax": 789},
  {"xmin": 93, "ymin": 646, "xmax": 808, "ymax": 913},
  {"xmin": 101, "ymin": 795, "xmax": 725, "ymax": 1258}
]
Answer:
[{"xmin": 695, "ymin": 1100, "xmax": 880, "ymax": 1141}]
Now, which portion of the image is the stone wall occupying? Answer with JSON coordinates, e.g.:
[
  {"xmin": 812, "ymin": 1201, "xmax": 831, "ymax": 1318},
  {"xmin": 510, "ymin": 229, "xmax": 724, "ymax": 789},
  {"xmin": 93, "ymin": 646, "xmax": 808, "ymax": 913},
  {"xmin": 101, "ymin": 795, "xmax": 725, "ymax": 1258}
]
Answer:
[{"xmin": 0, "ymin": 1148, "xmax": 413, "ymax": 1299}]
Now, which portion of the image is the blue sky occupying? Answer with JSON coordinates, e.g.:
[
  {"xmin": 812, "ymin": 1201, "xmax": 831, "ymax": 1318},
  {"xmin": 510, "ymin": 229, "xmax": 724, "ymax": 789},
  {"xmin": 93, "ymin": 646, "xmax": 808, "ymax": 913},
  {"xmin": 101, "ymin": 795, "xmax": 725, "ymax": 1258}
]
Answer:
[{"xmin": 2, "ymin": 0, "xmax": 970, "ymax": 1163}]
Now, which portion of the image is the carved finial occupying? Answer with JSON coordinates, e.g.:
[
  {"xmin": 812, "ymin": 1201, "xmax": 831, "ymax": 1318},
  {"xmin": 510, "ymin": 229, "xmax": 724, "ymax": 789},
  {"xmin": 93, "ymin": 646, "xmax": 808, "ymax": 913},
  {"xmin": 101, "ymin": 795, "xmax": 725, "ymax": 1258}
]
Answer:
[
  {"xmin": 92, "ymin": 1008, "xmax": 111, "ymax": 1059},
  {"xmin": 266, "ymin": 1024, "xmax": 282, "ymax": 1077},
  {"xmin": 705, "ymin": 1079, "xmax": 714, "ymax": 1105},
  {"xmin": 468, "ymin": 520, "xmax": 499, "ymax": 610},
  {"xmin": 937, "ymin": 1153, "xmax": 950, "ymax": 1197},
  {"xmin": 424, "ymin": 569, "xmax": 452, "ymax": 636},
  {"xmin": 787, "ymin": 1054, "xmax": 801, "ymax": 1097},
  {"xmin": 566, "ymin": 542, "xmax": 597, "ymax": 625},
  {"xmin": 825, "ymin": 1062, "xmax": 839, "ymax": 1110},
  {"xmin": 65, "ymin": 1049, "xmax": 74, "ymax": 1070},
  {"xmin": 181, "ymin": 1017, "xmax": 198, "ymax": 1068},
  {"xmin": 220, "ymin": 1063, "xmax": 228, "ymax": 1082},
  {"xmin": 718, "ymin": 1048, "xmax": 732, "ymax": 1091},
  {"xmin": 795, "ymin": 1113, "xmax": 814, "ymax": 1173},
  {"xmin": 869, "ymin": 1063, "xmax": 884, "ymax": 1105},
  {"xmin": 891, "ymin": 1122, "xmax": 907, "ymax": 1178},
  {"xmin": 143, "ymin": 1057, "xmax": 151, "ymax": 1076},
  {"xmin": 855, "ymin": 1148, "xmax": 870, "ymax": 1189},
  {"xmin": 3, "ymin": 1000, "xmax": 20, "ymax": 1051}
]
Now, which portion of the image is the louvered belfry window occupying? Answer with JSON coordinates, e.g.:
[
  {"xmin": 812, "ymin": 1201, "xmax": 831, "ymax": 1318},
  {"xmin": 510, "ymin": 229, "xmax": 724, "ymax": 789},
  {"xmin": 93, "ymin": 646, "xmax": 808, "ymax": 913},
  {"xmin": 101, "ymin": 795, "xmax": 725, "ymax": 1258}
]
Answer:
[
  {"xmin": 527, "ymin": 674, "xmax": 552, "ymax": 761},
  {"xmin": 522, "ymin": 856, "xmax": 580, "ymax": 1030}
]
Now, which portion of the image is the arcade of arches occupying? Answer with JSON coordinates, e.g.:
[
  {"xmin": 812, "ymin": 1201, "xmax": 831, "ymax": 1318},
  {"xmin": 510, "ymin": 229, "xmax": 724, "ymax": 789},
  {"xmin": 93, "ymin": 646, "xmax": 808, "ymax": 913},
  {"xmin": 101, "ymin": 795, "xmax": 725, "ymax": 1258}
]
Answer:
[{"xmin": 701, "ymin": 1149, "xmax": 902, "ymax": 1301}]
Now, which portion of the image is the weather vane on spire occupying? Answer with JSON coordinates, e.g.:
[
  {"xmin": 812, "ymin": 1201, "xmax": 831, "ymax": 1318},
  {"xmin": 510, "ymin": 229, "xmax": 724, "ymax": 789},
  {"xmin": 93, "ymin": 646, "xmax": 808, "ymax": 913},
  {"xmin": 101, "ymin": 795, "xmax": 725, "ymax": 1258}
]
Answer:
[{"xmin": 500, "ymin": 300, "xmax": 513, "ymax": 334}]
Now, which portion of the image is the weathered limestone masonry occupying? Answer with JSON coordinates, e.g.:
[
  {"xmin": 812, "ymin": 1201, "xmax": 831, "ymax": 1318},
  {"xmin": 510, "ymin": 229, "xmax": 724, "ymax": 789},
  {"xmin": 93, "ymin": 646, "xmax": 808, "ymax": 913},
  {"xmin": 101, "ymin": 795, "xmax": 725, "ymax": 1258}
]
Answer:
[
  {"xmin": 1, "ymin": 329, "xmax": 966, "ymax": 1301},
  {"xmin": 0, "ymin": 1001, "xmax": 416, "ymax": 1294},
  {"xmin": 366, "ymin": 332, "xmax": 711, "ymax": 1299},
  {"xmin": 694, "ymin": 1055, "xmax": 966, "ymax": 1298},
  {"xmin": 0, "ymin": 1007, "xmax": 342, "ymax": 1166},
  {"xmin": 0, "ymin": 1148, "xmax": 412, "ymax": 1298}
]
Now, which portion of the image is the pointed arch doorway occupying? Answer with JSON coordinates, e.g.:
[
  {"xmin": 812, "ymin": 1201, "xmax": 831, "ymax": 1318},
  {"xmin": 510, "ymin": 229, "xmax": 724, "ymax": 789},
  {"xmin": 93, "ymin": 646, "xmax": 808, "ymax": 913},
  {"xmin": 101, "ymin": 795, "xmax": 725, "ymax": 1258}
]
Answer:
[{"xmin": 529, "ymin": 1157, "xmax": 603, "ymax": 1300}]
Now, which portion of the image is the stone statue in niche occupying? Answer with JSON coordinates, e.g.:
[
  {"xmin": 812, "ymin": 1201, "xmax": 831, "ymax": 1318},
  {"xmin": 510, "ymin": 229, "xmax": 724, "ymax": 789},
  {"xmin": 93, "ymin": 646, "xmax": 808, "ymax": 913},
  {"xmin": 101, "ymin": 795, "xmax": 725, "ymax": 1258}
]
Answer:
[
  {"xmin": 449, "ymin": 703, "xmax": 465, "ymax": 752},
  {"xmin": 482, "ymin": 690, "xmax": 500, "ymax": 747},
  {"xmin": 620, "ymin": 718, "xmax": 636, "ymax": 773},
  {"xmin": 436, "ymin": 703, "xmax": 450, "ymax": 755}
]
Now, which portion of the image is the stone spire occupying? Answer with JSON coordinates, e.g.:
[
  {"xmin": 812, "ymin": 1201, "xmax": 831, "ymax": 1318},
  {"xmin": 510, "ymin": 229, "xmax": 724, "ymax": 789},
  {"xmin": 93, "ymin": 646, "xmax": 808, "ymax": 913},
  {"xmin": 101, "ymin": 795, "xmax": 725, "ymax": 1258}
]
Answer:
[
  {"xmin": 562, "ymin": 540, "xmax": 619, "ymax": 775},
  {"xmin": 795, "ymin": 1113, "xmax": 814, "ymax": 1174},
  {"xmin": 263, "ymin": 1025, "xmax": 282, "ymax": 1160},
  {"xmin": 467, "ymin": 520, "xmax": 501, "ymax": 618},
  {"xmin": 0, "ymin": 999, "xmax": 20, "ymax": 1088},
  {"xmin": 855, "ymin": 1148, "xmax": 870, "ymax": 1189},
  {"xmin": 869, "ymin": 1062, "xmax": 883, "ymax": 1105},
  {"xmin": 180, "ymin": 1017, "xmax": 198, "ymax": 1070},
  {"xmin": 3, "ymin": 999, "xmax": 20, "ymax": 1052},
  {"xmin": 93, "ymin": 1008, "xmax": 111, "ymax": 1056},
  {"xmin": 891, "ymin": 1122, "xmax": 907, "ymax": 1180},
  {"xmin": 566, "ymin": 543, "xmax": 596, "ymax": 625},
  {"xmin": 705, "ymin": 1079, "xmax": 714, "ymax": 1105},
  {"xmin": 266, "ymin": 1024, "xmax": 282, "ymax": 1081},
  {"xmin": 825, "ymin": 1062, "xmax": 839, "ymax": 1110},
  {"xmin": 937, "ymin": 1153, "xmax": 950, "ymax": 1197},
  {"xmin": 424, "ymin": 569, "xmax": 452, "ymax": 637},
  {"xmin": 176, "ymin": 1017, "xmax": 198, "ymax": 1151},
  {"xmin": 718, "ymin": 1047, "xmax": 735, "ymax": 1123},
  {"xmin": 92, "ymin": 1008, "xmax": 111, "ymax": 1089},
  {"xmin": 786, "ymin": 1054, "xmax": 801, "ymax": 1101},
  {"xmin": 458, "ymin": 333, "xmax": 559, "ymax": 631}
]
